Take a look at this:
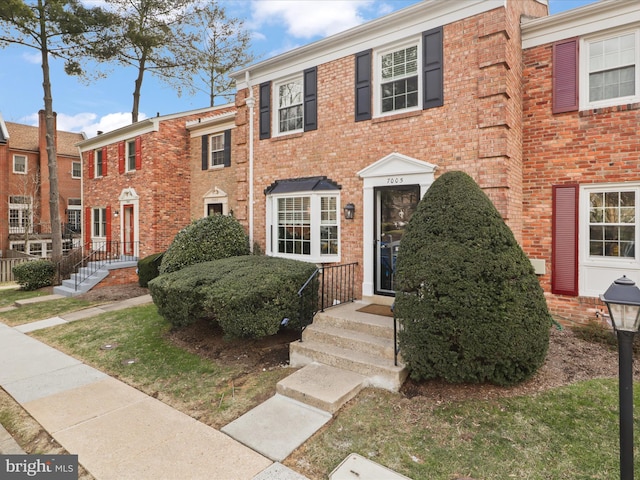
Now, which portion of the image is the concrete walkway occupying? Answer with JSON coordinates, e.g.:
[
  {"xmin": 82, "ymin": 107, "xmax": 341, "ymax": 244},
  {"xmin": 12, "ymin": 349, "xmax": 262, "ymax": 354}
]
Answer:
[
  {"xmin": 0, "ymin": 293, "xmax": 410, "ymax": 480},
  {"xmin": 0, "ymin": 295, "xmax": 305, "ymax": 480}
]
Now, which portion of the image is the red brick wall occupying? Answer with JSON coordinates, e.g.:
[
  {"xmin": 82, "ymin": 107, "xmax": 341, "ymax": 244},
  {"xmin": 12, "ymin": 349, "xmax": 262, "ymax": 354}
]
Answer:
[
  {"xmin": 94, "ymin": 266, "xmax": 139, "ymax": 288},
  {"xmin": 233, "ymin": 1, "xmax": 545, "ymax": 295},
  {"xmin": 83, "ymin": 113, "xmax": 212, "ymax": 259},
  {"xmin": 522, "ymin": 42, "xmax": 640, "ymax": 324}
]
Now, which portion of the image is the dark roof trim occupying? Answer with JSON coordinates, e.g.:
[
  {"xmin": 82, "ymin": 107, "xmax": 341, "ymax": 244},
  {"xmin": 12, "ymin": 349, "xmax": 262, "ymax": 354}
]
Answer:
[{"xmin": 264, "ymin": 176, "xmax": 342, "ymax": 195}]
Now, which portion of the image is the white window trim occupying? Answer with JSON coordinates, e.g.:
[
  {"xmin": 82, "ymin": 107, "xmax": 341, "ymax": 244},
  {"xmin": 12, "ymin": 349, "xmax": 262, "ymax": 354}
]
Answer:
[
  {"xmin": 209, "ymin": 133, "xmax": 225, "ymax": 169},
  {"xmin": 92, "ymin": 207, "xmax": 107, "ymax": 240},
  {"xmin": 580, "ymin": 27, "xmax": 640, "ymax": 111},
  {"xmin": 203, "ymin": 187, "xmax": 229, "ymax": 217},
  {"xmin": 273, "ymin": 74, "xmax": 304, "ymax": 137},
  {"xmin": 266, "ymin": 191, "xmax": 341, "ymax": 264},
  {"xmin": 579, "ymin": 182, "xmax": 640, "ymax": 298},
  {"xmin": 374, "ymin": 37, "xmax": 422, "ymax": 118},
  {"xmin": 71, "ymin": 161, "xmax": 81, "ymax": 178},
  {"xmin": 8, "ymin": 196, "xmax": 32, "ymax": 234},
  {"xmin": 94, "ymin": 149, "xmax": 104, "ymax": 178},
  {"xmin": 13, "ymin": 154, "xmax": 27, "ymax": 174},
  {"xmin": 125, "ymin": 139, "xmax": 137, "ymax": 172}
]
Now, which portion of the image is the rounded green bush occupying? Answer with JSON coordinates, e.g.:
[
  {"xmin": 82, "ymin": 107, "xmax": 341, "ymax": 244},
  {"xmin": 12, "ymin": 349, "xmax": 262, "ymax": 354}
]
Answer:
[
  {"xmin": 149, "ymin": 255, "xmax": 318, "ymax": 338},
  {"xmin": 159, "ymin": 215, "xmax": 249, "ymax": 274},
  {"xmin": 137, "ymin": 252, "xmax": 164, "ymax": 287},
  {"xmin": 12, "ymin": 259, "xmax": 56, "ymax": 291},
  {"xmin": 394, "ymin": 171, "xmax": 551, "ymax": 386}
]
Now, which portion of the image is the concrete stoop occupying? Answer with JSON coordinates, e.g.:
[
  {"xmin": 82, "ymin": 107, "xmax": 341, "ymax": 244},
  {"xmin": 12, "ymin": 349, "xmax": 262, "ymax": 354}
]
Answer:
[
  {"xmin": 53, "ymin": 259, "xmax": 137, "ymax": 297},
  {"xmin": 289, "ymin": 301, "xmax": 408, "ymax": 392}
]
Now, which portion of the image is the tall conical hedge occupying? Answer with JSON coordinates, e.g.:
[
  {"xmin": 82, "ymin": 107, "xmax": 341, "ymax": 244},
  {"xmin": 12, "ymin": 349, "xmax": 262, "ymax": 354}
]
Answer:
[{"xmin": 394, "ymin": 171, "xmax": 551, "ymax": 386}]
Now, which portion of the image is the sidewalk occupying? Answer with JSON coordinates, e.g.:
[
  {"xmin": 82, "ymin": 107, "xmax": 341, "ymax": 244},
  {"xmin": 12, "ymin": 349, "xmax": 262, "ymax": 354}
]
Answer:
[{"xmin": 0, "ymin": 295, "xmax": 304, "ymax": 480}]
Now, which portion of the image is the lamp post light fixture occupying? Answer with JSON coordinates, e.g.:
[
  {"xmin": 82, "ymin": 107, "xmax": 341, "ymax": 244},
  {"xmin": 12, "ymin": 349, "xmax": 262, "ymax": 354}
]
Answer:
[
  {"xmin": 343, "ymin": 203, "xmax": 355, "ymax": 220},
  {"xmin": 600, "ymin": 275, "xmax": 640, "ymax": 480}
]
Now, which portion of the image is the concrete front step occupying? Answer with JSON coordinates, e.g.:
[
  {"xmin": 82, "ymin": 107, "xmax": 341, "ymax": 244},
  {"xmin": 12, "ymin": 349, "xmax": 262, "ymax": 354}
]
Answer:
[
  {"xmin": 290, "ymin": 339, "xmax": 407, "ymax": 392},
  {"xmin": 276, "ymin": 363, "xmax": 365, "ymax": 414},
  {"xmin": 302, "ymin": 322, "xmax": 396, "ymax": 361},
  {"xmin": 313, "ymin": 301, "xmax": 395, "ymax": 338}
]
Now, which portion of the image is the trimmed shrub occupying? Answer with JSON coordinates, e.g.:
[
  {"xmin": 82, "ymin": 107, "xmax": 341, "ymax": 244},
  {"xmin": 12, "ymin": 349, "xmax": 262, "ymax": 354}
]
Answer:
[
  {"xmin": 137, "ymin": 252, "xmax": 164, "ymax": 287},
  {"xmin": 394, "ymin": 171, "xmax": 551, "ymax": 386},
  {"xmin": 159, "ymin": 215, "xmax": 250, "ymax": 275},
  {"xmin": 13, "ymin": 260, "xmax": 56, "ymax": 291},
  {"xmin": 149, "ymin": 255, "xmax": 317, "ymax": 338}
]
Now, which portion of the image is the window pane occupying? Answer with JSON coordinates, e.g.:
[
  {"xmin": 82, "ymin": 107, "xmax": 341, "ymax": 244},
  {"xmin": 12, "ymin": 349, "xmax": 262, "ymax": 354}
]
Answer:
[
  {"xmin": 589, "ymin": 190, "xmax": 637, "ymax": 258},
  {"xmin": 277, "ymin": 196, "xmax": 311, "ymax": 256}
]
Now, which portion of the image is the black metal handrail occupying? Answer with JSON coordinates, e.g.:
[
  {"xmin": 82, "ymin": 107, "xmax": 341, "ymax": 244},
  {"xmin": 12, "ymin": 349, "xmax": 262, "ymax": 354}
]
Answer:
[
  {"xmin": 297, "ymin": 262, "xmax": 358, "ymax": 340},
  {"xmin": 72, "ymin": 241, "xmax": 139, "ymax": 291}
]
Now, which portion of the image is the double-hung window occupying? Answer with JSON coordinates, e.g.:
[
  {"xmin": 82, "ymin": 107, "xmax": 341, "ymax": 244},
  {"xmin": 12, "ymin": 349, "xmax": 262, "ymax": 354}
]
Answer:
[
  {"xmin": 275, "ymin": 76, "xmax": 303, "ymax": 135},
  {"xmin": 92, "ymin": 207, "xmax": 107, "ymax": 238},
  {"xmin": 379, "ymin": 42, "xmax": 419, "ymax": 114},
  {"xmin": 9, "ymin": 196, "xmax": 31, "ymax": 234},
  {"xmin": 126, "ymin": 140, "xmax": 136, "ymax": 172},
  {"xmin": 209, "ymin": 133, "xmax": 225, "ymax": 167},
  {"xmin": 95, "ymin": 149, "xmax": 104, "ymax": 177},
  {"xmin": 581, "ymin": 29, "xmax": 639, "ymax": 109},
  {"xmin": 72, "ymin": 161, "xmax": 81, "ymax": 178},
  {"xmin": 580, "ymin": 183, "xmax": 640, "ymax": 297},
  {"xmin": 13, "ymin": 155, "xmax": 26, "ymax": 174}
]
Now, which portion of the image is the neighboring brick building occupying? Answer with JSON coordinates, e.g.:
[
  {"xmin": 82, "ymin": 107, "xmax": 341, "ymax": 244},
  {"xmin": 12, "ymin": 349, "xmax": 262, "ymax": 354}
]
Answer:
[
  {"xmin": 521, "ymin": 0, "xmax": 640, "ymax": 324},
  {"xmin": 0, "ymin": 111, "xmax": 84, "ymax": 257},
  {"xmin": 78, "ymin": 105, "xmax": 235, "ymax": 260},
  {"xmin": 229, "ymin": 0, "xmax": 548, "ymax": 303}
]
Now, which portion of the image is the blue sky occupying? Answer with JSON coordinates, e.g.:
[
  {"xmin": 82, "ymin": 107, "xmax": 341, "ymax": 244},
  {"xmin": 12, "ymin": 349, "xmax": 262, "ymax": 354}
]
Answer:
[{"xmin": 0, "ymin": 0, "xmax": 596, "ymax": 137}]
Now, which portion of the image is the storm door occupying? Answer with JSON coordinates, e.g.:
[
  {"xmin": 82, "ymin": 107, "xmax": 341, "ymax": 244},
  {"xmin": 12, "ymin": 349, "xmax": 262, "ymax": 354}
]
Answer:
[
  {"xmin": 123, "ymin": 204, "xmax": 134, "ymax": 256},
  {"xmin": 374, "ymin": 185, "xmax": 420, "ymax": 295}
]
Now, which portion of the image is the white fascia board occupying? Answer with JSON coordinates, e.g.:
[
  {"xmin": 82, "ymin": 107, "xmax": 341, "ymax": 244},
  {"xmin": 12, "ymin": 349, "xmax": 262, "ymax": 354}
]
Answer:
[
  {"xmin": 76, "ymin": 106, "xmax": 222, "ymax": 151},
  {"xmin": 232, "ymin": 0, "xmax": 504, "ymax": 89},
  {"xmin": 186, "ymin": 110, "xmax": 236, "ymax": 137},
  {"xmin": 522, "ymin": 0, "xmax": 640, "ymax": 49}
]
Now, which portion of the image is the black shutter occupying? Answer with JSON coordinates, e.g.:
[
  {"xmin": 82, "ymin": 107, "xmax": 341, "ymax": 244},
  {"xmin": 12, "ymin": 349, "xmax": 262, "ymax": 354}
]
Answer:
[
  {"xmin": 201, "ymin": 135, "xmax": 208, "ymax": 170},
  {"xmin": 423, "ymin": 26, "xmax": 444, "ymax": 109},
  {"xmin": 223, "ymin": 129, "xmax": 231, "ymax": 167},
  {"xmin": 303, "ymin": 66, "xmax": 318, "ymax": 132},
  {"xmin": 355, "ymin": 50, "xmax": 372, "ymax": 122},
  {"xmin": 259, "ymin": 81, "xmax": 271, "ymax": 139}
]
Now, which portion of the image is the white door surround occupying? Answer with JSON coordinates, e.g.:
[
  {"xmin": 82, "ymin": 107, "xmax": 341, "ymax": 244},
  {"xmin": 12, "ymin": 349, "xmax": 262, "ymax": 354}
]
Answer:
[{"xmin": 357, "ymin": 153, "xmax": 437, "ymax": 297}]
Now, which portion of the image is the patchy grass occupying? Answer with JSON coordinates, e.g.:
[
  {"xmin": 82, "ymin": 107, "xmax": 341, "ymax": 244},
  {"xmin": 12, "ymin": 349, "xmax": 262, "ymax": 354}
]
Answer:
[
  {"xmin": 286, "ymin": 380, "xmax": 638, "ymax": 479},
  {"xmin": 31, "ymin": 304, "xmax": 291, "ymax": 428},
  {"xmin": 0, "ymin": 297, "xmax": 94, "ymax": 326},
  {"xmin": 0, "ymin": 287, "xmax": 49, "ymax": 308}
]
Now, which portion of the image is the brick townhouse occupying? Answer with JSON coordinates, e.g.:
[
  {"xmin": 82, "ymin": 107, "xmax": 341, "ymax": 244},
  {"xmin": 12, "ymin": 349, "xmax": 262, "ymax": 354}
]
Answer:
[
  {"xmin": 78, "ymin": 105, "xmax": 236, "ymax": 261},
  {"xmin": 521, "ymin": 0, "xmax": 640, "ymax": 323},
  {"xmin": 0, "ymin": 111, "xmax": 83, "ymax": 257},
  {"xmin": 229, "ymin": 0, "xmax": 548, "ymax": 305}
]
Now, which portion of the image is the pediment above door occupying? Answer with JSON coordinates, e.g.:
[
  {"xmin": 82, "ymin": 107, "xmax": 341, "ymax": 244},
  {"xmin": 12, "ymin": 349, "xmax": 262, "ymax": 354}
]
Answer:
[{"xmin": 357, "ymin": 152, "xmax": 437, "ymax": 179}]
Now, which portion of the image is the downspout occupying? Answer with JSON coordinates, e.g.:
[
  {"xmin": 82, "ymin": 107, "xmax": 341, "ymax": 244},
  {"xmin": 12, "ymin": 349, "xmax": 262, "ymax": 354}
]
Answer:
[{"xmin": 245, "ymin": 71, "xmax": 255, "ymax": 252}]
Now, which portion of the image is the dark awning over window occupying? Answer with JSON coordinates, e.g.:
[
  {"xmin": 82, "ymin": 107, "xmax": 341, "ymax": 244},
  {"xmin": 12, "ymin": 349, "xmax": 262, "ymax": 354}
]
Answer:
[{"xmin": 264, "ymin": 176, "xmax": 341, "ymax": 195}]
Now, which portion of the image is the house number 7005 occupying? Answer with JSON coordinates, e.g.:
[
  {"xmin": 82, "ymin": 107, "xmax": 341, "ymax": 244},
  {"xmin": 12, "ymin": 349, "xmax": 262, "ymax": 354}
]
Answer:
[{"xmin": 386, "ymin": 177, "xmax": 404, "ymax": 184}]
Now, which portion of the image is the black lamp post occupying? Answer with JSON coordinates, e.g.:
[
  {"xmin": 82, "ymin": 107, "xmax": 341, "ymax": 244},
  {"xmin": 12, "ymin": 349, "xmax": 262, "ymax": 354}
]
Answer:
[{"xmin": 601, "ymin": 275, "xmax": 640, "ymax": 480}]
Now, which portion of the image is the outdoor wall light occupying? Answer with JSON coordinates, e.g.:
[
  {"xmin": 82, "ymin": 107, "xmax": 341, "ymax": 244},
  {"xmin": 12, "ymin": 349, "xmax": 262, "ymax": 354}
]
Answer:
[
  {"xmin": 344, "ymin": 203, "xmax": 355, "ymax": 220},
  {"xmin": 600, "ymin": 275, "xmax": 640, "ymax": 480},
  {"xmin": 113, "ymin": 210, "xmax": 119, "ymax": 218}
]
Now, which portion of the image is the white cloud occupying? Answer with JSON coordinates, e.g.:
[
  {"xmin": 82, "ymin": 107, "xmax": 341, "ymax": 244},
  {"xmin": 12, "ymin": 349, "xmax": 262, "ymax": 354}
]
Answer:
[
  {"xmin": 55, "ymin": 112, "xmax": 147, "ymax": 137},
  {"xmin": 22, "ymin": 51, "xmax": 43, "ymax": 64},
  {"xmin": 249, "ymin": 0, "xmax": 373, "ymax": 39}
]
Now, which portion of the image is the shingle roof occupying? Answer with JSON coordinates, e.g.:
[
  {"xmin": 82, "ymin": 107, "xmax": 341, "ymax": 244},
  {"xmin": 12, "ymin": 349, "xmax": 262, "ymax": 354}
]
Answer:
[{"xmin": 5, "ymin": 122, "xmax": 83, "ymax": 157}]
